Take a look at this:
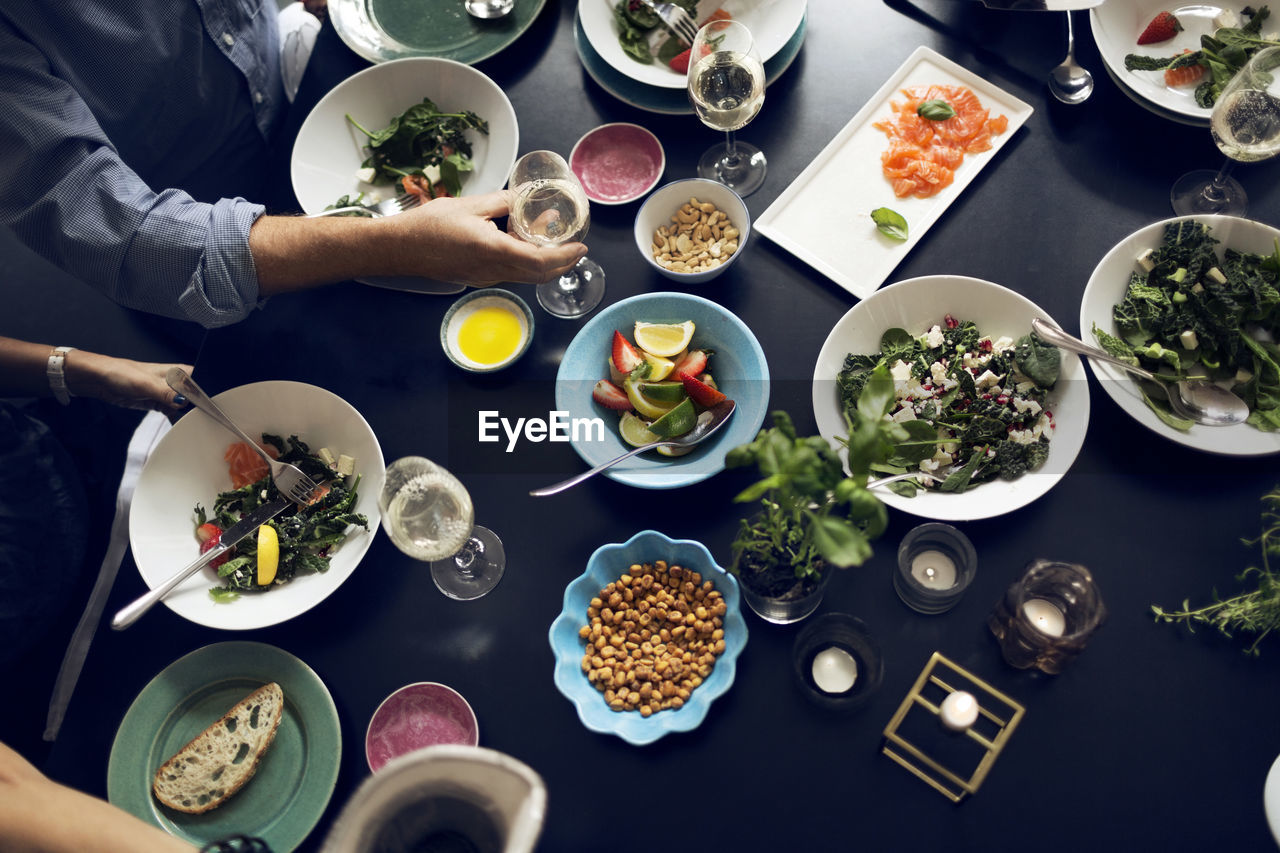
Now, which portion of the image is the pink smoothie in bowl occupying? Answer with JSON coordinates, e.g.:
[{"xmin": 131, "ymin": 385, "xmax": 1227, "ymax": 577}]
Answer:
[
  {"xmin": 365, "ymin": 682, "xmax": 480, "ymax": 772},
  {"xmin": 569, "ymin": 123, "xmax": 665, "ymax": 205}
]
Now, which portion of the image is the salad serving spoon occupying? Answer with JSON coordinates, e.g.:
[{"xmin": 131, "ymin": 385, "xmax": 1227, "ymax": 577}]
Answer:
[
  {"xmin": 464, "ymin": 0, "xmax": 514, "ymax": 18},
  {"xmin": 1031, "ymin": 318, "xmax": 1250, "ymax": 427},
  {"xmin": 530, "ymin": 400, "xmax": 735, "ymax": 496},
  {"xmin": 1048, "ymin": 11, "xmax": 1094, "ymax": 104}
]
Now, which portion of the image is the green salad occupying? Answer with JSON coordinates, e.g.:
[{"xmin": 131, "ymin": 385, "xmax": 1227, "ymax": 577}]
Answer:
[
  {"xmin": 837, "ymin": 318, "xmax": 1061, "ymax": 496},
  {"xmin": 1091, "ymin": 220, "xmax": 1280, "ymax": 432},
  {"xmin": 196, "ymin": 434, "xmax": 368, "ymax": 602}
]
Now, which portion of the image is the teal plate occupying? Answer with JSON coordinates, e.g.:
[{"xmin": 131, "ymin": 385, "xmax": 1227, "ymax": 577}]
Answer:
[
  {"xmin": 331, "ymin": 0, "xmax": 548, "ymax": 65},
  {"xmin": 108, "ymin": 642, "xmax": 341, "ymax": 852}
]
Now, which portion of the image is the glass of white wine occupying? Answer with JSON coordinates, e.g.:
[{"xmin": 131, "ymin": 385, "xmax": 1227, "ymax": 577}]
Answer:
[
  {"xmin": 1171, "ymin": 46, "xmax": 1280, "ymax": 216},
  {"xmin": 687, "ymin": 19, "xmax": 767, "ymax": 197},
  {"xmin": 379, "ymin": 456, "xmax": 506, "ymax": 601},
  {"xmin": 508, "ymin": 150, "xmax": 605, "ymax": 319}
]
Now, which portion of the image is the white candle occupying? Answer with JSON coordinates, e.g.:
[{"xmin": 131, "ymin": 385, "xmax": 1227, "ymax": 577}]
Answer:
[
  {"xmin": 939, "ymin": 690, "xmax": 979, "ymax": 731},
  {"xmin": 811, "ymin": 646, "xmax": 858, "ymax": 694},
  {"xmin": 910, "ymin": 549, "xmax": 957, "ymax": 589},
  {"xmin": 1022, "ymin": 598, "xmax": 1066, "ymax": 638}
]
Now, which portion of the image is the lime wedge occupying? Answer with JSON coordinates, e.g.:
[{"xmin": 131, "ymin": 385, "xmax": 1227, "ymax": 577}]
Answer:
[
  {"xmin": 624, "ymin": 371, "xmax": 678, "ymax": 419},
  {"xmin": 648, "ymin": 398, "xmax": 696, "ymax": 438},
  {"xmin": 639, "ymin": 381, "xmax": 686, "ymax": 402}
]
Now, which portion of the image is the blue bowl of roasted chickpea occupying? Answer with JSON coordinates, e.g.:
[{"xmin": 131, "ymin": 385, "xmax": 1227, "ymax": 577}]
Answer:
[{"xmin": 549, "ymin": 530, "xmax": 748, "ymax": 746}]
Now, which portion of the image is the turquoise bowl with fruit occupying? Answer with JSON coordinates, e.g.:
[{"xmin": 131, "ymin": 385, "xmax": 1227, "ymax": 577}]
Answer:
[
  {"xmin": 554, "ymin": 291, "xmax": 769, "ymax": 489},
  {"xmin": 549, "ymin": 529, "xmax": 748, "ymax": 746}
]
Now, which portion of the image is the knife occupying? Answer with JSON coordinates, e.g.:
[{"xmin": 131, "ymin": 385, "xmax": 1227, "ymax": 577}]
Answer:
[
  {"xmin": 111, "ymin": 497, "xmax": 292, "ymax": 631},
  {"xmin": 972, "ymin": 0, "xmax": 1103, "ymax": 9}
]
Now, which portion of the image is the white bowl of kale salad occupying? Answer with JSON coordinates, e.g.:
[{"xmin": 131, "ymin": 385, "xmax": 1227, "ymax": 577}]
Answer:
[
  {"xmin": 811, "ymin": 275, "xmax": 1091, "ymax": 522},
  {"xmin": 128, "ymin": 380, "xmax": 384, "ymax": 630},
  {"xmin": 1079, "ymin": 215, "xmax": 1280, "ymax": 457}
]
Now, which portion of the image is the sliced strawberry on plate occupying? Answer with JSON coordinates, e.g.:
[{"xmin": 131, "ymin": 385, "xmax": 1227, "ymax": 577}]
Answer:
[
  {"xmin": 669, "ymin": 48, "xmax": 691, "ymax": 75},
  {"xmin": 196, "ymin": 522, "xmax": 223, "ymax": 544},
  {"xmin": 677, "ymin": 370, "xmax": 727, "ymax": 407},
  {"xmin": 592, "ymin": 379, "xmax": 633, "ymax": 410},
  {"xmin": 611, "ymin": 330, "xmax": 646, "ymax": 374},
  {"xmin": 1137, "ymin": 11, "xmax": 1181, "ymax": 45},
  {"xmin": 198, "ymin": 526, "xmax": 229, "ymax": 568},
  {"xmin": 671, "ymin": 348, "xmax": 708, "ymax": 377}
]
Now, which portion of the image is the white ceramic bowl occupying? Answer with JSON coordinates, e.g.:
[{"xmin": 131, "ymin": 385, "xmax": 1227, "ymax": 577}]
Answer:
[
  {"xmin": 291, "ymin": 57, "xmax": 519, "ymax": 215},
  {"xmin": 1079, "ymin": 214, "xmax": 1280, "ymax": 456},
  {"xmin": 811, "ymin": 275, "xmax": 1091, "ymax": 522},
  {"xmin": 569, "ymin": 123, "xmax": 665, "ymax": 205},
  {"xmin": 129, "ymin": 381, "xmax": 385, "ymax": 630},
  {"xmin": 440, "ymin": 288, "xmax": 534, "ymax": 373},
  {"xmin": 633, "ymin": 179, "xmax": 751, "ymax": 284}
]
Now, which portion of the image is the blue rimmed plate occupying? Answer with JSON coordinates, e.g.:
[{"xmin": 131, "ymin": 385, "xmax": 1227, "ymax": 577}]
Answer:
[{"xmin": 549, "ymin": 530, "xmax": 748, "ymax": 746}]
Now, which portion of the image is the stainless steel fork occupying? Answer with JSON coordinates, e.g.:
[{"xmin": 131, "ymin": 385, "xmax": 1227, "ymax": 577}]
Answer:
[
  {"xmin": 641, "ymin": 0, "xmax": 699, "ymax": 45},
  {"xmin": 307, "ymin": 192, "xmax": 421, "ymax": 218},
  {"xmin": 166, "ymin": 369, "xmax": 324, "ymax": 505}
]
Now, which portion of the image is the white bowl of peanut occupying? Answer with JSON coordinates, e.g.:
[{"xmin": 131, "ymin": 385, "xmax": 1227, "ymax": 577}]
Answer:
[{"xmin": 633, "ymin": 178, "xmax": 750, "ymax": 283}]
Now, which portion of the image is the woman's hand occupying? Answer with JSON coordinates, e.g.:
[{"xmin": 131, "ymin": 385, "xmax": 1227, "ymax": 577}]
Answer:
[{"xmin": 66, "ymin": 352, "xmax": 193, "ymax": 415}]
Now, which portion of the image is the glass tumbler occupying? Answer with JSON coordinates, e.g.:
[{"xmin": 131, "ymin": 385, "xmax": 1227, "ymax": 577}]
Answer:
[{"xmin": 988, "ymin": 559, "xmax": 1106, "ymax": 674}]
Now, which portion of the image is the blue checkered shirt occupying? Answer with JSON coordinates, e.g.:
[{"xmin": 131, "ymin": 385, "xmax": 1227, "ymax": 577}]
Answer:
[{"xmin": 0, "ymin": 1, "xmax": 284, "ymax": 328}]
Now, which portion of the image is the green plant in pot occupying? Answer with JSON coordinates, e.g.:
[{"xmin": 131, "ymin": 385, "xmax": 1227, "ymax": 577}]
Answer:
[{"xmin": 726, "ymin": 362, "xmax": 899, "ymax": 623}]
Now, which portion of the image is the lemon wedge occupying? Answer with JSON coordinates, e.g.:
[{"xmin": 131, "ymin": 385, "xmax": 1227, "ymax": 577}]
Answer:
[
  {"xmin": 634, "ymin": 321, "xmax": 695, "ymax": 358},
  {"xmin": 619, "ymin": 412, "xmax": 661, "ymax": 447},
  {"xmin": 642, "ymin": 352, "xmax": 675, "ymax": 381},
  {"xmin": 257, "ymin": 524, "xmax": 279, "ymax": 586}
]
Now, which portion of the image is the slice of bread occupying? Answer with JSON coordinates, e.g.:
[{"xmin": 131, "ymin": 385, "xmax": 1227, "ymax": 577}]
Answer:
[{"xmin": 152, "ymin": 681, "xmax": 284, "ymax": 814}]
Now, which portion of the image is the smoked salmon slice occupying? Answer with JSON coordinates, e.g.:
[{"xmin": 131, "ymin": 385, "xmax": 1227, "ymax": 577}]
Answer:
[
  {"xmin": 874, "ymin": 84, "xmax": 1008, "ymax": 198},
  {"xmin": 224, "ymin": 441, "xmax": 278, "ymax": 488}
]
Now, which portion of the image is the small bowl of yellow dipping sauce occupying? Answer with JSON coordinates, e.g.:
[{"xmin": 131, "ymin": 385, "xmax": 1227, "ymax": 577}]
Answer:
[{"xmin": 441, "ymin": 288, "xmax": 534, "ymax": 372}]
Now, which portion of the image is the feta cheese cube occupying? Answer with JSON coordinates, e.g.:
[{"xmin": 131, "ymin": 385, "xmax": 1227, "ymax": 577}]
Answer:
[
  {"xmin": 924, "ymin": 325, "xmax": 945, "ymax": 349},
  {"xmin": 991, "ymin": 336, "xmax": 1015, "ymax": 353},
  {"xmin": 355, "ymin": 167, "xmax": 377, "ymax": 184},
  {"xmin": 892, "ymin": 406, "xmax": 917, "ymax": 423},
  {"xmin": 890, "ymin": 359, "xmax": 913, "ymax": 382},
  {"xmin": 975, "ymin": 369, "xmax": 1002, "ymax": 390}
]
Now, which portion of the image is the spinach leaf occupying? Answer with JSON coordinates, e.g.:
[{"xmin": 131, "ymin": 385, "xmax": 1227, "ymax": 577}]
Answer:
[{"xmin": 1013, "ymin": 331, "xmax": 1061, "ymax": 388}]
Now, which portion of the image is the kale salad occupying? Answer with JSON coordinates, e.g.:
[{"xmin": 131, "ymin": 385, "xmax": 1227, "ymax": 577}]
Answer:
[
  {"xmin": 1091, "ymin": 220, "xmax": 1280, "ymax": 432},
  {"xmin": 837, "ymin": 317, "xmax": 1061, "ymax": 496}
]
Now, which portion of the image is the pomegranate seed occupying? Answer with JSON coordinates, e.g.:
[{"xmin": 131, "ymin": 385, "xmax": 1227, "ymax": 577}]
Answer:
[
  {"xmin": 982, "ymin": 393, "xmax": 992, "ymax": 400},
  {"xmin": 996, "ymin": 394, "xmax": 1009, "ymax": 405},
  {"xmin": 979, "ymin": 340, "xmax": 993, "ymax": 353},
  {"xmin": 944, "ymin": 314, "xmax": 958, "ymax": 329}
]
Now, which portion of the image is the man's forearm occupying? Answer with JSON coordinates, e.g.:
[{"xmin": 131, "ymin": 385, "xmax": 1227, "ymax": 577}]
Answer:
[{"xmin": 247, "ymin": 214, "xmax": 413, "ymax": 294}]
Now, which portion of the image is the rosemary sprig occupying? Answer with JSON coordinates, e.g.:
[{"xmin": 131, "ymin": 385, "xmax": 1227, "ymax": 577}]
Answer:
[{"xmin": 1151, "ymin": 487, "xmax": 1280, "ymax": 656}]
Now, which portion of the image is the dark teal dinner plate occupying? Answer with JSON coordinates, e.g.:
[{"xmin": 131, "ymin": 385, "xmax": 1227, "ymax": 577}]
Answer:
[
  {"xmin": 330, "ymin": 0, "xmax": 548, "ymax": 65},
  {"xmin": 107, "ymin": 642, "xmax": 341, "ymax": 852}
]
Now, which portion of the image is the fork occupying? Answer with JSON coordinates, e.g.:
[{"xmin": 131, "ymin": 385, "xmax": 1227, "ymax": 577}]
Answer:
[
  {"xmin": 165, "ymin": 368, "xmax": 324, "ymax": 505},
  {"xmin": 307, "ymin": 192, "xmax": 421, "ymax": 218},
  {"xmin": 640, "ymin": 0, "xmax": 699, "ymax": 45}
]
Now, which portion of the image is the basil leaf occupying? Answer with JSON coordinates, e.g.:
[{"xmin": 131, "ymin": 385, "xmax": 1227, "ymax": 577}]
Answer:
[
  {"xmin": 917, "ymin": 99, "xmax": 956, "ymax": 121},
  {"xmin": 871, "ymin": 207, "xmax": 909, "ymax": 241}
]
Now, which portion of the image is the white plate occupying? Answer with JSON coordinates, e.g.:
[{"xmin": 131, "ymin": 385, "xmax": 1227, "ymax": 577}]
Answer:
[
  {"xmin": 1091, "ymin": 1, "xmax": 1253, "ymax": 125},
  {"xmin": 1079, "ymin": 214, "xmax": 1280, "ymax": 456},
  {"xmin": 755, "ymin": 46, "xmax": 1033, "ymax": 301},
  {"xmin": 579, "ymin": 0, "xmax": 807, "ymax": 90},
  {"xmin": 812, "ymin": 275, "xmax": 1090, "ymax": 522},
  {"xmin": 1266, "ymin": 752, "xmax": 1280, "ymax": 846},
  {"xmin": 291, "ymin": 57, "xmax": 519, "ymax": 295},
  {"xmin": 129, "ymin": 381, "xmax": 385, "ymax": 630}
]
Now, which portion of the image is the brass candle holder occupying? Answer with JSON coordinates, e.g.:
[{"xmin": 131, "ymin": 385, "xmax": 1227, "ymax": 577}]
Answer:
[{"xmin": 881, "ymin": 652, "xmax": 1025, "ymax": 803}]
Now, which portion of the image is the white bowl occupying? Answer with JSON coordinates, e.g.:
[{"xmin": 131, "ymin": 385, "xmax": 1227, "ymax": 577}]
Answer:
[
  {"xmin": 291, "ymin": 57, "xmax": 519, "ymax": 216},
  {"xmin": 633, "ymin": 179, "xmax": 751, "ymax": 284},
  {"xmin": 129, "ymin": 381, "xmax": 385, "ymax": 630},
  {"xmin": 811, "ymin": 275, "xmax": 1091, "ymax": 522},
  {"xmin": 1079, "ymin": 214, "xmax": 1280, "ymax": 456}
]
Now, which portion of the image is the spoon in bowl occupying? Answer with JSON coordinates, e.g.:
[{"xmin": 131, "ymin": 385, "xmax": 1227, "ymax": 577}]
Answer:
[
  {"xmin": 530, "ymin": 399, "xmax": 736, "ymax": 496},
  {"xmin": 1031, "ymin": 318, "xmax": 1250, "ymax": 426},
  {"xmin": 1048, "ymin": 12, "xmax": 1094, "ymax": 105},
  {"xmin": 464, "ymin": 0, "xmax": 514, "ymax": 18}
]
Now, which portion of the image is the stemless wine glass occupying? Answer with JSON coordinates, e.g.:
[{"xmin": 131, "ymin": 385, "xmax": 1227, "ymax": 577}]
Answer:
[
  {"xmin": 508, "ymin": 150, "xmax": 605, "ymax": 318},
  {"xmin": 1171, "ymin": 46, "xmax": 1280, "ymax": 216},
  {"xmin": 379, "ymin": 456, "xmax": 506, "ymax": 601},
  {"xmin": 686, "ymin": 19, "xmax": 767, "ymax": 196}
]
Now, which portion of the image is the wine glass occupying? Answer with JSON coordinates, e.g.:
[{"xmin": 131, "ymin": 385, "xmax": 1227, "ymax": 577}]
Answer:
[
  {"xmin": 686, "ymin": 19, "xmax": 767, "ymax": 196},
  {"xmin": 379, "ymin": 456, "xmax": 506, "ymax": 601},
  {"xmin": 1171, "ymin": 46, "xmax": 1280, "ymax": 216},
  {"xmin": 508, "ymin": 150, "xmax": 605, "ymax": 318}
]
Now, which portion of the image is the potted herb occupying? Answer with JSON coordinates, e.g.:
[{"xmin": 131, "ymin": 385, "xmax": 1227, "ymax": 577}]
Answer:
[{"xmin": 725, "ymin": 363, "xmax": 899, "ymax": 623}]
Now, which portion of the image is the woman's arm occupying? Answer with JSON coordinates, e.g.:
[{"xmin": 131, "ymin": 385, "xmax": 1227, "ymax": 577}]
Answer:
[{"xmin": 0, "ymin": 337, "xmax": 191, "ymax": 413}]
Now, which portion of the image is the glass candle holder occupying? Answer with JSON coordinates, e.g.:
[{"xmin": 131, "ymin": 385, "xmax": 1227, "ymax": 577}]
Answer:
[
  {"xmin": 791, "ymin": 613, "xmax": 884, "ymax": 712},
  {"xmin": 988, "ymin": 559, "xmax": 1106, "ymax": 674},
  {"xmin": 894, "ymin": 523, "xmax": 977, "ymax": 614}
]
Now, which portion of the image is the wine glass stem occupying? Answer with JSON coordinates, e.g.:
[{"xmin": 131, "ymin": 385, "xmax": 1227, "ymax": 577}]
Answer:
[
  {"xmin": 723, "ymin": 130, "xmax": 741, "ymax": 168},
  {"xmin": 454, "ymin": 536, "xmax": 482, "ymax": 578},
  {"xmin": 1204, "ymin": 157, "xmax": 1237, "ymax": 205}
]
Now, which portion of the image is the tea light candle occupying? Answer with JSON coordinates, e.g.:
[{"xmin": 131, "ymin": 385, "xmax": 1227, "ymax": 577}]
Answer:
[
  {"xmin": 939, "ymin": 690, "xmax": 979, "ymax": 732},
  {"xmin": 910, "ymin": 549, "xmax": 957, "ymax": 589},
  {"xmin": 811, "ymin": 645, "xmax": 858, "ymax": 694},
  {"xmin": 1022, "ymin": 597, "xmax": 1066, "ymax": 638}
]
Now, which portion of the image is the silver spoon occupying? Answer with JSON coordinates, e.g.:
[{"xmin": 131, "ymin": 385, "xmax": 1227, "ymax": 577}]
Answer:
[
  {"xmin": 1048, "ymin": 11, "xmax": 1094, "ymax": 105},
  {"xmin": 1031, "ymin": 318, "xmax": 1250, "ymax": 426},
  {"xmin": 530, "ymin": 399, "xmax": 736, "ymax": 496},
  {"xmin": 464, "ymin": 0, "xmax": 514, "ymax": 19}
]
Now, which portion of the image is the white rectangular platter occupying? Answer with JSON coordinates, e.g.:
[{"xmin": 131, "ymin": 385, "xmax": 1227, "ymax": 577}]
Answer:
[{"xmin": 755, "ymin": 45, "xmax": 1034, "ymax": 300}]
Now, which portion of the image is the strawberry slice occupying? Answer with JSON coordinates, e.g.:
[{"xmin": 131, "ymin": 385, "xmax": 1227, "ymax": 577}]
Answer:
[
  {"xmin": 1137, "ymin": 11, "xmax": 1181, "ymax": 45},
  {"xmin": 196, "ymin": 522, "xmax": 222, "ymax": 544},
  {"xmin": 677, "ymin": 370, "xmax": 727, "ymax": 407},
  {"xmin": 198, "ymin": 526, "xmax": 229, "ymax": 568},
  {"xmin": 671, "ymin": 348, "xmax": 708, "ymax": 377},
  {"xmin": 669, "ymin": 48, "xmax": 691, "ymax": 75},
  {"xmin": 611, "ymin": 331, "xmax": 646, "ymax": 374},
  {"xmin": 592, "ymin": 379, "xmax": 633, "ymax": 411}
]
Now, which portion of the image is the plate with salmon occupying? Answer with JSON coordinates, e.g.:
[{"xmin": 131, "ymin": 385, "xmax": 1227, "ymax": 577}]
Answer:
[{"xmin": 755, "ymin": 46, "xmax": 1032, "ymax": 300}]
